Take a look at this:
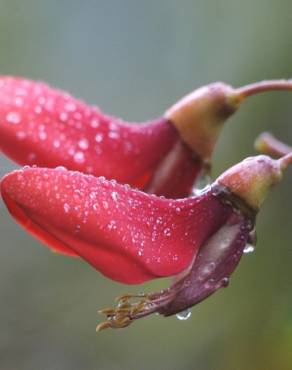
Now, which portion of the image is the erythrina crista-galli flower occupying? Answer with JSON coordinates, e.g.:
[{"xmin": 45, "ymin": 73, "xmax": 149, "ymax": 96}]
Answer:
[
  {"xmin": 1, "ymin": 152, "xmax": 291, "ymax": 330},
  {"xmin": 0, "ymin": 77, "xmax": 292, "ymax": 198}
]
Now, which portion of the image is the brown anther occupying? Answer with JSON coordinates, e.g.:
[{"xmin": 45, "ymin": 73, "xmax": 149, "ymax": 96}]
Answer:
[
  {"xmin": 115, "ymin": 292, "xmax": 146, "ymax": 303},
  {"xmin": 116, "ymin": 307, "xmax": 132, "ymax": 314},
  {"xmin": 131, "ymin": 301, "xmax": 147, "ymax": 315},
  {"xmin": 97, "ymin": 307, "xmax": 116, "ymax": 316},
  {"xmin": 96, "ymin": 321, "xmax": 112, "ymax": 332},
  {"xmin": 116, "ymin": 302, "xmax": 131, "ymax": 310}
]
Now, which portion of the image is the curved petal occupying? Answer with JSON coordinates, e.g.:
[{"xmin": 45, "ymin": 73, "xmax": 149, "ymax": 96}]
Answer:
[
  {"xmin": 1, "ymin": 167, "xmax": 232, "ymax": 284},
  {"xmin": 0, "ymin": 77, "xmax": 178, "ymax": 187}
]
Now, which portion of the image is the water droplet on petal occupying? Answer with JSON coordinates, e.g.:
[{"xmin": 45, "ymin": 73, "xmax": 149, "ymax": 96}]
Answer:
[
  {"xmin": 90, "ymin": 118, "xmax": 100, "ymax": 128},
  {"xmin": 102, "ymin": 201, "xmax": 109, "ymax": 209},
  {"xmin": 65, "ymin": 102, "xmax": 76, "ymax": 112},
  {"xmin": 176, "ymin": 308, "xmax": 192, "ymax": 321},
  {"xmin": 78, "ymin": 138, "xmax": 89, "ymax": 150},
  {"xmin": 27, "ymin": 153, "xmax": 36, "ymax": 162},
  {"xmin": 6, "ymin": 111, "xmax": 21, "ymax": 124},
  {"xmin": 14, "ymin": 97, "xmax": 24, "ymax": 107},
  {"xmin": 34, "ymin": 105, "xmax": 42, "ymax": 114},
  {"xmin": 108, "ymin": 131, "xmax": 120, "ymax": 139},
  {"xmin": 63, "ymin": 203, "xmax": 70, "ymax": 213},
  {"xmin": 95, "ymin": 133, "xmax": 103, "ymax": 143},
  {"xmin": 163, "ymin": 228, "xmax": 171, "ymax": 237},
  {"xmin": 221, "ymin": 277, "xmax": 229, "ymax": 287},
  {"xmin": 53, "ymin": 140, "xmax": 61, "ymax": 148},
  {"xmin": 38, "ymin": 131, "xmax": 47, "ymax": 141},
  {"xmin": 74, "ymin": 151, "xmax": 85, "ymax": 164},
  {"xmin": 59, "ymin": 112, "xmax": 68, "ymax": 122},
  {"xmin": 111, "ymin": 191, "xmax": 118, "ymax": 201},
  {"xmin": 243, "ymin": 244, "xmax": 255, "ymax": 254},
  {"xmin": 55, "ymin": 166, "xmax": 67, "ymax": 171},
  {"xmin": 16, "ymin": 131, "xmax": 26, "ymax": 140}
]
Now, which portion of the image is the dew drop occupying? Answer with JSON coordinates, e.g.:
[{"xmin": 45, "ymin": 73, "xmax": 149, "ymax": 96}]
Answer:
[
  {"xmin": 163, "ymin": 228, "xmax": 171, "ymax": 237},
  {"xmin": 90, "ymin": 119, "xmax": 100, "ymax": 128},
  {"xmin": 78, "ymin": 138, "xmax": 89, "ymax": 150},
  {"xmin": 95, "ymin": 133, "xmax": 103, "ymax": 142},
  {"xmin": 38, "ymin": 131, "xmax": 47, "ymax": 141},
  {"xmin": 53, "ymin": 140, "xmax": 61, "ymax": 148},
  {"xmin": 59, "ymin": 112, "xmax": 68, "ymax": 122},
  {"xmin": 16, "ymin": 131, "xmax": 26, "ymax": 140},
  {"xmin": 102, "ymin": 201, "xmax": 109, "ymax": 209},
  {"xmin": 111, "ymin": 191, "xmax": 118, "ymax": 201},
  {"xmin": 74, "ymin": 151, "xmax": 85, "ymax": 164},
  {"xmin": 34, "ymin": 105, "xmax": 42, "ymax": 114},
  {"xmin": 107, "ymin": 220, "xmax": 117, "ymax": 230},
  {"xmin": 6, "ymin": 111, "xmax": 21, "ymax": 124},
  {"xmin": 63, "ymin": 203, "xmax": 70, "ymax": 213},
  {"xmin": 221, "ymin": 277, "xmax": 229, "ymax": 287},
  {"xmin": 93, "ymin": 203, "xmax": 100, "ymax": 211},
  {"xmin": 243, "ymin": 244, "xmax": 255, "ymax": 254},
  {"xmin": 55, "ymin": 166, "xmax": 67, "ymax": 171},
  {"xmin": 27, "ymin": 153, "xmax": 36, "ymax": 162},
  {"xmin": 176, "ymin": 308, "xmax": 192, "ymax": 321},
  {"xmin": 108, "ymin": 131, "xmax": 120, "ymax": 139},
  {"xmin": 65, "ymin": 102, "xmax": 76, "ymax": 112},
  {"xmin": 14, "ymin": 97, "xmax": 24, "ymax": 107}
]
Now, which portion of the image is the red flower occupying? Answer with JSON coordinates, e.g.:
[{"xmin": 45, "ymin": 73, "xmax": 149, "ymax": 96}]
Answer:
[
  {"xmin": 1, "ymin": 77, "xmax": 292, "ymax": 330},
  {"xmin": 1, "ymin": 153, "xmax": 291, "ymax": 330},
  {"xmin": 1, "ymin": 77, "xmax": 292, "ymax": 198}
]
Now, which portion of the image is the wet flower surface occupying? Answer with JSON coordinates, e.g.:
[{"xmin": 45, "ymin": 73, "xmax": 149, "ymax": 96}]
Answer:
[
  {"xmin": 1, "ymin": 153, "xmax": 291, "ymax": 330},
  {"xmin": 1, "ymin": 77, "xmax": 291, "ymax": 198},
  {"xmin": 1, "ymin": 166, "xmax": 232, "ymax": 284},
  {"xmin": 1, "ymin": 76, "xmax": 292, "ymax": 331}
]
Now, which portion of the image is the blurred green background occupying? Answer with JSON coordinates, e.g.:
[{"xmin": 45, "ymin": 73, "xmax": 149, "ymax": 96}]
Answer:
[{"xmin": 0, "ymin": 1, "xmax": 292, "ymax": 369}]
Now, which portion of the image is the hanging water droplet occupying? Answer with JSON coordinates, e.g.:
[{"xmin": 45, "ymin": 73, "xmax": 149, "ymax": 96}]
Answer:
[
  {"xmin": 221, "ymin": 277, "xmax": 229, "ymax": 287},
  {"xmin": 243, "ymin": 244, "xmax": 255, "ymax": 254},
  {"xmin": 176, "ymin": 308, "xmax": 192, "ymax": 321}
]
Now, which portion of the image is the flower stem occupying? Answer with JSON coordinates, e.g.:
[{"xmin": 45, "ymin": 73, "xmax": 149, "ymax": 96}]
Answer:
[
  {"xmin": 255, "ymin": 132, "xmax": 292, "ymax": 158},
  {"xmin": 236, "ymin": 79, "xmax": 292, "ymax": 99},
  {"xmin": 279, "ymin": 152, "xmax": 292, "ymax": 169}
]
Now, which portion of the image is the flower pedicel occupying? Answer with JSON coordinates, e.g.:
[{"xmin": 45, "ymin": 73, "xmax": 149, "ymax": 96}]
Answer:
[
  {"xmin": 0, "ymin": 77, "xmax": 292, "ymax": 198},
  {"xmin": 1, "ymin": 152, "xmax": 291, "ymax": 330}
]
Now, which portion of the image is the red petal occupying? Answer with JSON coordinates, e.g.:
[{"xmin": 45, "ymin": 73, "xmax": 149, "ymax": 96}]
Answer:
[
  {"xmin": 145, "ymin": 141, "xmax": 202, "ymax": 198},
  {"xmin": 1, "ymin": 167, "xmax": 232, "ymax": 284},
  {"xmin": 0, "ymin": 77, "xmax": 178, "ymax": 187}
]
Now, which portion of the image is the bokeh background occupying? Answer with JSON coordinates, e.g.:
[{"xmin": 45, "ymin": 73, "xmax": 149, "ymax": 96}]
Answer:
[{"xmin": 0, "ymin": 1, "xmax": 292, "ymax": 369}]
